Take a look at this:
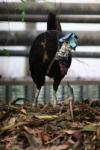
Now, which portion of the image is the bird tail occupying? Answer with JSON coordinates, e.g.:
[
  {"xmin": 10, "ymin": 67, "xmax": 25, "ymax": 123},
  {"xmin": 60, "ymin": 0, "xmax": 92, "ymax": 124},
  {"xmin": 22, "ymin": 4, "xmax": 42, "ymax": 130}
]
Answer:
[{"xmin": 47, "ymin": 12, "xmax": 62, "ymax": 31}]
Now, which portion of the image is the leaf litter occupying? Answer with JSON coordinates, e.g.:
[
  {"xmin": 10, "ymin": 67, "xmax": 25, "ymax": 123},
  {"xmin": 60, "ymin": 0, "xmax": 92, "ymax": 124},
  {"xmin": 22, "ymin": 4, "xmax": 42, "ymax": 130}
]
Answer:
[{"xmin": 0, "ymin": 99, "xmax": 100, "ymax": 150}]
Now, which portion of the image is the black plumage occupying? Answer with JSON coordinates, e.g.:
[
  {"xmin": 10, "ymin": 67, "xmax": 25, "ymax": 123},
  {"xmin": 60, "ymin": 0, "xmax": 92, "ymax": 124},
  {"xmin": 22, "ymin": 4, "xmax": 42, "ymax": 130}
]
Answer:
[
  {"xmin": 29, "ymin": 12, "xmax": 74, "ymax": 106},
  {"xmin": 47, "ymin": 12, "xmax": 62, "ymax": 31}
]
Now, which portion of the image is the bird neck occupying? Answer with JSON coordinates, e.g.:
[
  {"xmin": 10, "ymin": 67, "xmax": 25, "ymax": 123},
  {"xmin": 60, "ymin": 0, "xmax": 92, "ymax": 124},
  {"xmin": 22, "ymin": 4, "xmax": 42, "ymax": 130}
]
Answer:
[{"xmin": 55, "ymin": 42, "xmax": 72, "ymax": 60}]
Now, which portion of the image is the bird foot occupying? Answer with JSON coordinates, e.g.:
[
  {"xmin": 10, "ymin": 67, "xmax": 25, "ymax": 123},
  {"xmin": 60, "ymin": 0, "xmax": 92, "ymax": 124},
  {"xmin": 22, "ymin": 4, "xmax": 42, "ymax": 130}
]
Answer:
[
  {"xmin": 31, "ymin": 102, "xmax": 39, "ymax": 109},
  {"xmin": 41, "ymin": 103, "xmax": 50, "ymax": 112}
]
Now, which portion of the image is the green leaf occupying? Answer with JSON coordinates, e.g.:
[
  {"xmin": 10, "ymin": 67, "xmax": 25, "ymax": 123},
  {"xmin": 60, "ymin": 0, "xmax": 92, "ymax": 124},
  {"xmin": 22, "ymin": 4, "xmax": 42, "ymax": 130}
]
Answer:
[
  {"xmin": 82, "ymin": 124, "xmax": 98, "ymax": 132},
  {"xmin": 36, "ymin": 114, "xmax": 58, "ymax": 120},
  {"xmin": 11, "ymin": 146, "xmax": 20, "ymax": 150},
  {"xmin": 19, "ymin": 0, "xmax": 26, "ymax": 21},
  {"xmin": 20, "ymin": 0, "xmax": 25, "ymax": 2},
  {"xmin": 46, "ymin": 2, "xmax": 55, "ymax": 11},
  {"xmin": 2, "ymin": 49, "xmax": 11, "ymax": 56}
]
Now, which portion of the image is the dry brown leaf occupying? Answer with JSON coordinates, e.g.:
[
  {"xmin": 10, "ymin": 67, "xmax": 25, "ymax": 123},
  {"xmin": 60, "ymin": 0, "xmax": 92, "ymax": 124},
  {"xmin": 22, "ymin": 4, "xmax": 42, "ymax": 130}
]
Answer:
[
  {"xmin": 35, "ymin": 128, "xmax": 50, "ymax": 142},
  {"xmin": 20, "ymin": 108, "xmax": 27, "ymax": 114},
  {"xmin": 0, "ymin": 117, "xmax": 16, "ymax": 132},
  {"xmin": 0, "ymin": 111, "xmax": 6, "ymax": 120},
  {"xmin": 24, "ymin": 126, "xmax": 34, "ymax": 135},
  {"xmin": 40, "ymin": 144, "xmax": 69, "ymax": 150},
  {"xmin": 97, "ymin": 127, "xmax": 100, "ymax": 140}
]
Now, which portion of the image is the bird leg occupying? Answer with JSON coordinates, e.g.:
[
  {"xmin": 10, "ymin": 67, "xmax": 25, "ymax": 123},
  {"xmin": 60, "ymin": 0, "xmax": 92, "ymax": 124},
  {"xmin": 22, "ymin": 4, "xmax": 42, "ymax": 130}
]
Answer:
[
  {"xmin": 53, "ymin": 78, "xmax": 61, "ymax": 107},
  {"xmin": 53, "ymin": 90, "xmax": 57, "ymax": 107},
  {"xmin": 32, "ymin": 88, "xmax": 40, "ymax": 107},
  {"xmin": 67, "ymin": 81, "xmax": 74, "ymax": 121},
  {"xmin": 67, "ymin": 81, "xmax": 74, "ymax": 101}
]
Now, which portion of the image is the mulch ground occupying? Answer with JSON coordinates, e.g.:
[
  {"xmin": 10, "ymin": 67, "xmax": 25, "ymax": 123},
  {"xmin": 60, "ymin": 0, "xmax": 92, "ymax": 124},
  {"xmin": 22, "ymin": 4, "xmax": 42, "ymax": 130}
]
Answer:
[{"xmin": 0, "ymin": 99, "xmax": 100, "ymax": 150}]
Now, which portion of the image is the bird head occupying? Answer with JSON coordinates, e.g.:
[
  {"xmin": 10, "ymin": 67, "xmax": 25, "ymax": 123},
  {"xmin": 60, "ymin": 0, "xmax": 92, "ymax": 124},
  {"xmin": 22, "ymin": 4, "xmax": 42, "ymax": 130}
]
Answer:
[{"xmin": 59, "ymin": 33, "xmax": 78, "ymax": 51}]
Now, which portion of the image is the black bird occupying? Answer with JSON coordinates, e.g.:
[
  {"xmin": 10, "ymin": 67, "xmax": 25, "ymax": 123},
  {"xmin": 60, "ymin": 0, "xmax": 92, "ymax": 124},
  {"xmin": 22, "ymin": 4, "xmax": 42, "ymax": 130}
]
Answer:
[{"xmin": 29, "ymin": 12, "xmax": 78, "ymax": 107}]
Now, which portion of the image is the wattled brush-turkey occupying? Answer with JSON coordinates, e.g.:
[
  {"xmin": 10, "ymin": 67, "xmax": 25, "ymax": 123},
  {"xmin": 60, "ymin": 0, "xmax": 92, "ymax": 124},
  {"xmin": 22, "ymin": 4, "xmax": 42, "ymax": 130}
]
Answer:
[{"xmin": 29, "ymin": 12, "xmax": 78, "ymax": 107}]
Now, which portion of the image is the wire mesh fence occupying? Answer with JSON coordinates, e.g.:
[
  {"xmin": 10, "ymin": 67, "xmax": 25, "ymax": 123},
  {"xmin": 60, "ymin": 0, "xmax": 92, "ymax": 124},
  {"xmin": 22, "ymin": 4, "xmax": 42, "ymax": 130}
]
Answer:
[{"xmin": 0, "ymin": 80, "xmax": 100, "ymax": 104}]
